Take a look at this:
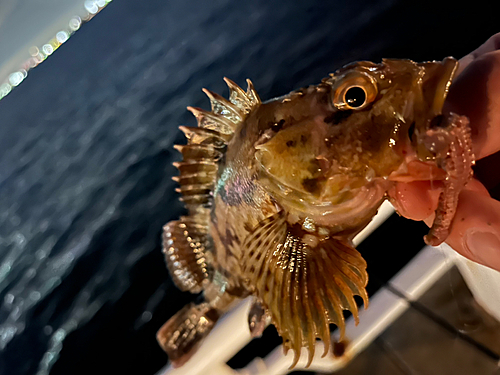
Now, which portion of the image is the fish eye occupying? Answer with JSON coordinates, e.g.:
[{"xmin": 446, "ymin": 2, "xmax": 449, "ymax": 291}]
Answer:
[
  {"xmin": 331, "ymin": 71, "xmax": 378, "ymax": 111},
  {"xmin": 344, "ymin": 86, "xmax": 366, "ymax": 108}
]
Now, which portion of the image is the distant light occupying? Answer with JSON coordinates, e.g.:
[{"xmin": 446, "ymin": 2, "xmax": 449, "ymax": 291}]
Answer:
[
  {"xmin": 28, "ymin": 46, "xmax": 39, "ymax": 57},
  {"xmin": 69, "ymin": 17, "xmax": 81, "ymax": 31},
  {"xmin": 34, "ymin": 52, "xmax": 45, "ymax": 63},
  {"xmin": 42, "ymin": 44, "xmax": 54, "ymax": 56},
  {"xmin": 56, "ymin": 31, "xmax": 69, "ymax": 44},
  {"xmin": 0, "ymin": 84, "xmax": 12, "ymax": 98},
  {"xmin": 8, "ymin": 71, "xmax": 25, "ymax": 87},
  {"xmin": 84, "ymin": 0, "xmax": 99, "ymax": 14},
  {"xmin": 0, "ymin": 0, "xmax": 113, "ymax": 102},
  {"xmin": 50, "ymin": 39, "xmax": 59, "ymax": 49}
]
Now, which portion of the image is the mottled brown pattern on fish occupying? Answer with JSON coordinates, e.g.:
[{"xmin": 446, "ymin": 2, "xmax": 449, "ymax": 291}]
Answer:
[
  {"xmin": 158, "ymin": 59, "xmax": 475, "ymax": 369},
  {"xmin": 210, "ymin": 164, "xmax": 278, "ymax": 280}
]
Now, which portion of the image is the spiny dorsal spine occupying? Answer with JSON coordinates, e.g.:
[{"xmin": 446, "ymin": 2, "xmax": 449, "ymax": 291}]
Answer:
[{"xmin": 169, "ymin": 78, "xmax": 261, "ymax": 244}]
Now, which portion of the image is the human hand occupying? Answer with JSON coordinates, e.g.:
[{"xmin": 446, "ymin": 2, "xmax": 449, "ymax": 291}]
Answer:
[{"xmin": 391, "ymin": 33, "xmax": 500, "ymax": 271}]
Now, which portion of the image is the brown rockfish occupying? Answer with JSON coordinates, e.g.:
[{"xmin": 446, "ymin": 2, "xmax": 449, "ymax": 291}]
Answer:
[{"xmin": 157, "ymin": 57, "xmax": 474, "ymax": 368}]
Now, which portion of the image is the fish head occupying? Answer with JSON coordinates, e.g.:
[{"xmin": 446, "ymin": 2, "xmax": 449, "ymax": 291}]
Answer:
[{"xmin": 254, "ymin": 57, "xmax": 458, "ymax": 228}]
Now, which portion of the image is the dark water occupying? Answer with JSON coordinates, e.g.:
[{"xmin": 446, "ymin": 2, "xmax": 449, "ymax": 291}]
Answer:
[{"xmin": 0, "ymin": 0, "xmax": 497, "ymax": 374}]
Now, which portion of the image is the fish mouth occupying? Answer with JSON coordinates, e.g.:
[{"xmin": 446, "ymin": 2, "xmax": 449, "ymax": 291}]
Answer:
[{"xmin": 418, "ymin": 57, "xmax": 459, "ymax": 119}]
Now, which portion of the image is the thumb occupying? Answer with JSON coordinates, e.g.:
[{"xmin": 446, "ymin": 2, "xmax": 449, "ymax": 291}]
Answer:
[
  {"xmin": 443, "ymin": 185, "xmax": 500, "ymax": 272},
  {"xmin": 391, "ymin": 179, "xmax": 500, "ymax": 272}
]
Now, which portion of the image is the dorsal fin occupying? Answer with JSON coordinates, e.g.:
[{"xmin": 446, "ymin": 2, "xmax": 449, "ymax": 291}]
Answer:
[
  {"xmin": 163, "ymin": 79, "xmax": 261, "ymax": 293},
  {"xmin": 175, "ymin": 79, "xmax": 261, "ymax": 216},
  {"xmin": 224, "ymin": 78, "xmax": 261, "ymax": 114},
  {"xmin": 175, "ymin": 79, "xmax": 260, "ymax": 210},
  {"xmin": 178, "ymin": 126, "xmax": 231, "ymax": 148},
  {"xmin": 173, "ymin": 144, "xmax": 223, "ymax": 163},
  {"xmin": 187, "ymin": 107, "xmax": 236, "ymax": 135},
  {"xmin": 201, "ymin": 90, "xmax": 243, "ymax": 126}
]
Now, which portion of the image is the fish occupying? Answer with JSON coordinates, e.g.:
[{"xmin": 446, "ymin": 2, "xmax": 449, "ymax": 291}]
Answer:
[{"xmin": 156, "ymin": 57, "xmax": 475, "ymax": 368}]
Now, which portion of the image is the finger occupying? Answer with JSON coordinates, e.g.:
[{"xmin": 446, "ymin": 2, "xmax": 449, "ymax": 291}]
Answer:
[
  {"xmin": 445, "ymin": 50, "xmax": 500, "ymax": 159},
  {"xmin": 444, "ymin": 188, "xmax": 500, "ymax": 272},
  {"xmin": 389, "ymin": 180, "xmax": 441, "ymax": 221},
  {"xmin": 456, "ymin": 32, "xmax": 500, "ymax": 75},
  {"xmin": 390, "ymin": 179, "xmax": 490, "ymax": 224},
  {"xmin": 393, "ymin": 179, "xmax": 500, "ymax": 271}
]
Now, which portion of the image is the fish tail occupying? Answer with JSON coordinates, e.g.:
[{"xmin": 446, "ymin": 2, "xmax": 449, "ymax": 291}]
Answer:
[{"xmin": 157, "ymin": 302, "xmax": 220, "ymax": 368}]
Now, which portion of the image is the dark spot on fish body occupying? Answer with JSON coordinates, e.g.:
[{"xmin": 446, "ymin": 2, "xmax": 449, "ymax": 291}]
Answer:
[
  {"xmin": 286, "ymin": 140, "xmax": 296, "ymax": 147},
  {"xmin": 239, "ymin": 124, "xmax": 247, "ymax": 139},
  {"xmin": 300, "ymin": 134, "xmax": 308, "ymax": 144},
  {"xmin": 288, "ymin": 222, "xmax": 302, "ymax": 235},
  {"xmin": 358, "ymin": 124, "xmax": 388, "ymax": 154},
  {"xmin": 324, "ymin": 109, "xmax": 353, "ymax": 125},
  {"xmin": 244, "ymin": 222, "xmax": 254, "ymax": 233},
  {"xmin": 307, "ymin": 159, "xmax": 322, "ymax": 175},
  {"xmin": 302, "ymin": 177, "xmax": 320, "ymax": 194},
  {"xmin": 224, "ymin": 228, "xmax": 240, "ymax": 247},
  {"xmin": 226, "ymin": 284, "xmax": 250, "ymax": 298}
]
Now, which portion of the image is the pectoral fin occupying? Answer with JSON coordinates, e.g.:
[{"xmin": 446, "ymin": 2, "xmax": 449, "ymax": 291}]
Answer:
[
  {"xmin": 241, "ymin": 212, "xmax": 368, "ymax": 368},
  {"xmin": 162, "ymin": 217, "xmax": 211, "ymax": 293}
]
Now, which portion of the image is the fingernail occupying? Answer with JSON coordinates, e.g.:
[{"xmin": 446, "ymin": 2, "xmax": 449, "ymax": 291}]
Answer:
[{"xmin": 465, "ymin": 229, "xmax": 500, "ymax": 270}]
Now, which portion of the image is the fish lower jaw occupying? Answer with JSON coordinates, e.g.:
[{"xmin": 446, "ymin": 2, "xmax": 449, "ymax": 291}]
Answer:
[{"xmin": 282, "ymin": 182, "xmax": 388, "ymax": 231}]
